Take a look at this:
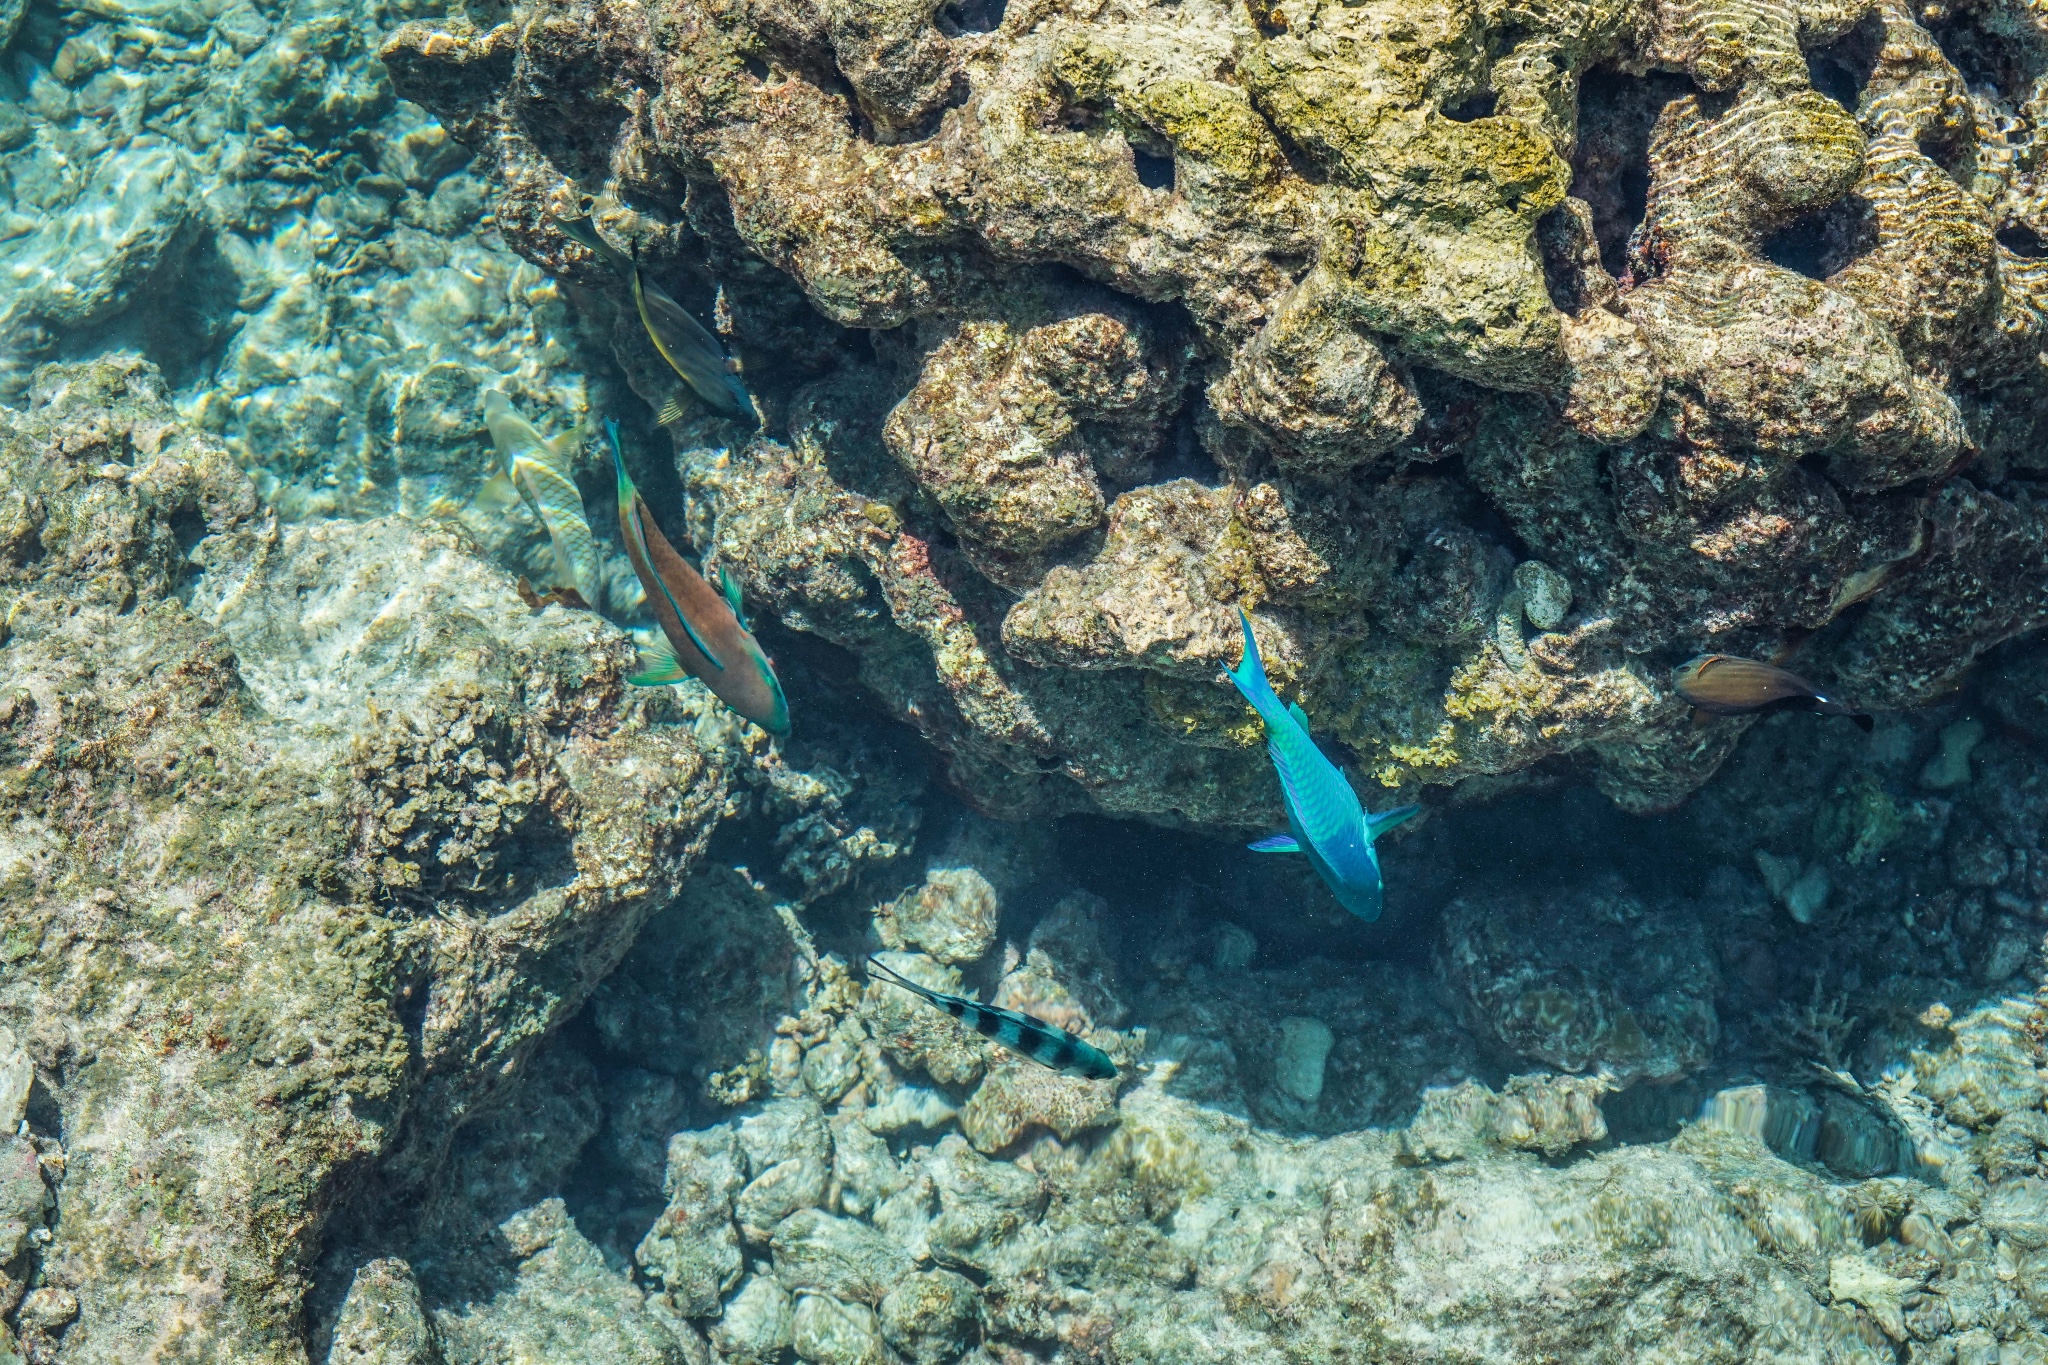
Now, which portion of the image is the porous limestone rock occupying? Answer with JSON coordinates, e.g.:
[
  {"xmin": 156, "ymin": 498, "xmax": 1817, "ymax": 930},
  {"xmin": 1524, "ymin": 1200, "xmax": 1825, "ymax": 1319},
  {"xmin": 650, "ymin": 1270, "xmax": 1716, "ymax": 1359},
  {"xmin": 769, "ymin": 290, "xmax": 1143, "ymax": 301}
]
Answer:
[
  {"xmin": 0, "ymin": 357, "xmax": 724, "ymax": 1363},
  {"xmin": 328, "ymin": 1259, "xmax": 442, "ymax": 1365},
  {"xmin": 383, "ymin": 0, "xmax": 2048, "ymax": 822},
  {"xmin": 1438, "ymin": 881, "xmax": 1719, "ymax": 1085},
  {"xmin": 635, "ymin": 1129, "xmax": 746, "ymax": 1317}
]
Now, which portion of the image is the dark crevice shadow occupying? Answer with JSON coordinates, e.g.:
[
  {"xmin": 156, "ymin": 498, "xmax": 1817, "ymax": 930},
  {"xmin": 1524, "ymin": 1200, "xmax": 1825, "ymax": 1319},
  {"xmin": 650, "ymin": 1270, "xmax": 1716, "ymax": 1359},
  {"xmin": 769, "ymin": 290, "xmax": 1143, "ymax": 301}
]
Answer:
[
  {"xmin": 1805, "ymin": 10, "xmax": 1884, "ymax": 115},
  {"xmin": 935, "ymin": 0, "xmax": 1007, "ymax": 36},
  {"xmin": 1571, "ymin": 69, "xmax": 1696, "ymax": 278},
  {"xmin": 1133, "ymin": 148, "xmax": 1175, "ymax": 190}
]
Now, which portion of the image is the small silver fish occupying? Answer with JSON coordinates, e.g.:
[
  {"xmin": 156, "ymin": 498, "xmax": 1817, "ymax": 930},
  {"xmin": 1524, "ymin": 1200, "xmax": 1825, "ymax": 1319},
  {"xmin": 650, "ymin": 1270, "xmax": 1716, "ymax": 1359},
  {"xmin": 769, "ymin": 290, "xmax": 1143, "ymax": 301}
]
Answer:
[
  {"xmin": 1673, "ymin": 654, "xmax": 1873, "ymax": 732},
  {"xmin": 475, "ymin": 390, "xmax": 599, "ymax": 609},
  {"xmin": 865, "ymin": 956, "xmax": 1118, "ymax": 1082}
]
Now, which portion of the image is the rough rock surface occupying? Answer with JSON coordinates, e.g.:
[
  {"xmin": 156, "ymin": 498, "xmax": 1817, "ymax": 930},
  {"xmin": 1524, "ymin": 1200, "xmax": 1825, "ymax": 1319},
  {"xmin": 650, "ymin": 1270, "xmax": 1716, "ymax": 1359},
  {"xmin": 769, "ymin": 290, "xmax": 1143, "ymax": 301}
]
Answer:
[
  {"xmin": 385, "ymin": 0, "xmax": 2048, "ymax": 823},
  {"xmin": 0, "ymin": 358, "xmax": 724, "ymax": 1363}
]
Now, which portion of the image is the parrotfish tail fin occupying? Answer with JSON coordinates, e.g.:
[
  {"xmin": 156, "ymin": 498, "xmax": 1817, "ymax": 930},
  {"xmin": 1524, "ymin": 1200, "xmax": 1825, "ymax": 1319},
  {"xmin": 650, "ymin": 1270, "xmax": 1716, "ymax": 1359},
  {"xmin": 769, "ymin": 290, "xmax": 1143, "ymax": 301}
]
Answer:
[
  {"xmin": 606, "ymin": 419, "xmax": 633, "ymax": 503},
  {"xmin": 627, "ymin": 639, "xmax": 690, "ymax": 687},
  {"xmin": 556, "ymin": 213, "xmax": 627, "ymax": 274},
  {"xmin": 656, "ymin": 394, "xmax": 688, "ymax": 427},
  {"xmin": 1366, "ymin": 803, "xmax": 1421, "ymax": 842},
  {"xmin": 718, "ymin": 565, "xmax": 749, "ymax": 629},
  {"xmin": 1248, "ymin": 834, "xmax": 1301, "ymax": 854},
  {"xmin": 1224, "ymin": 609, "xmax": 1285, "ymax": 718},
  {"xmin": 1851, "ymin": 712, "xmax": 1875, "ymax": 734}
]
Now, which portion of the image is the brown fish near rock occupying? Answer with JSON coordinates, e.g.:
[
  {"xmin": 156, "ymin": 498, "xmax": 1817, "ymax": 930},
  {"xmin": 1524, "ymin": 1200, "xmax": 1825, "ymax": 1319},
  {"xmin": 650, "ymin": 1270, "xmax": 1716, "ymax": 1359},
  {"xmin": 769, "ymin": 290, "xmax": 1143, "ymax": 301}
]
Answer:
[
  {"xmin": 607, "ymin": 421, "xmax": 790, "ymax": 738},
  {"xmin": 1673, "ymin": 654, "xmax": 1874, "ymax": 732}
]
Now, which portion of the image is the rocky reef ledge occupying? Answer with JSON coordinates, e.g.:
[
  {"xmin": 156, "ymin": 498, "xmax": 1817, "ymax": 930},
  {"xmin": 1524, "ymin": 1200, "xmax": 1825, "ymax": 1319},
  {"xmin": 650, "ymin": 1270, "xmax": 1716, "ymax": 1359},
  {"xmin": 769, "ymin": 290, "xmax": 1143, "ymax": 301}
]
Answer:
[{"xmin": 384, "ymin": 0, "xmax": 2048, "ymax": 821}]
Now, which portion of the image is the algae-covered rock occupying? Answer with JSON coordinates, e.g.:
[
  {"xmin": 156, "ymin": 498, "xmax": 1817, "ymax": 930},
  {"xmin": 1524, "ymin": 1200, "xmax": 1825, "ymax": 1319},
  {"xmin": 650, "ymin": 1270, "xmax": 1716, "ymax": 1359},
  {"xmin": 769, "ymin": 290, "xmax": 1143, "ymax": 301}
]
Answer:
[
  {"xmin": 1438, "ymin": 883, "xmax": 1718, "ymax": 1085},
  {"xmin": 381, "ymin": 0, "xmax": 2048, "ymax": 822},
  {"xmin": 0, "ymin": 357, "xmax": 724, "ymax": 1362},
  {"xmin": 635, "ymin": 1129, "xmax": 746, "ymax": 1317}
]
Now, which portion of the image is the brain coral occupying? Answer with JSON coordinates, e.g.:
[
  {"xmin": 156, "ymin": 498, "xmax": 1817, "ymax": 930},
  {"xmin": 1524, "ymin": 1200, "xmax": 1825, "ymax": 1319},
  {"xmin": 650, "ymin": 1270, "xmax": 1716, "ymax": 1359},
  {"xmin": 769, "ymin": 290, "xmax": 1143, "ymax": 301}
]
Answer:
[{"xmin": 388, "ymin": 0, "xmax": 2048, "ymax": 822}]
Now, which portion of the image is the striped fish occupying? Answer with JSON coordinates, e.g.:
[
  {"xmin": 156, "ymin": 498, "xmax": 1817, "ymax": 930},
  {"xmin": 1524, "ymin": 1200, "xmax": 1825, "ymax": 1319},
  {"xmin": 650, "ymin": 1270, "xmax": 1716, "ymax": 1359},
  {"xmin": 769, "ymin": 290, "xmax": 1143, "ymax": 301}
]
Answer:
[
  {"xmin": 475, "ymin": 390, "xmax": 600, "ymax": 608},
  {"xmin": 865, "ymin": 956, "xmax": 1118, "ymax": 1082},
  {"xmin": 1225, "ymin": 609, "xmax": 1418, "ymax": 922}
]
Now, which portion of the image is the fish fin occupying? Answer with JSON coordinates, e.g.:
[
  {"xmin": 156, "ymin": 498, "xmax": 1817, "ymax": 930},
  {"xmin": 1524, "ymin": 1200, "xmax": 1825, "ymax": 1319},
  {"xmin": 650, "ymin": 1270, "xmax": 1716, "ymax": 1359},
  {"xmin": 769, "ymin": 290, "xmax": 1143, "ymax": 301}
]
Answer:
[
  {"xmin": 718, "ymin": 565, "xmax": 749, "ymax": 629},
  {"xmin": 656, "ymin": 394, "xmax": 688, "ymax": 427},
  {"xmin": 627, "ymin": 639, "xmax": 690, "ymax": 687},
  {"xmin": 1224, "ymin": 609, "xmax": 1283, "ymax": 715},
  {"xmin": 472, "ymin": 469, "xmax": 520, "ymax": 511},
  {"xmin": 1286, "ymin": 701, "xmax": 1310, "ymax": 732},
  {"xmin": 1851, "ymin": 712, "xmax": 1875, "ymax": 733},
  {"xmin": 555, "ymin": 213, "xmax": 628, "ymax": 274},
  {"xmin": 1247, "ymin": 834, "xmax": 1302, "ymax": 853},
  {"xmin": 1366, "ymin": 804, "xmax": 1421, "ymax": 841},
  {"xmin": 545, "ymin": 425, "xmax": 583, "ymax": 468}
]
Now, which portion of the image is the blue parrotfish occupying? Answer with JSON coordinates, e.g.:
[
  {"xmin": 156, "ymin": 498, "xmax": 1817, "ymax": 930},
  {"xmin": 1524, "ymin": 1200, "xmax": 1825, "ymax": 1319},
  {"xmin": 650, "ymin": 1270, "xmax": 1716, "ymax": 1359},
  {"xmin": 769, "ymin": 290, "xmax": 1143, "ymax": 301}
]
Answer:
[
  {"xmin": 608, "ymin": 421, "xmax": 790, "ymax": 738},
  {"xmin": 554, "ymin": 210, "xmax": 757, "ymax": 424},
  {"xmin": 1225, "ymin": 609, "xmax": 1419, "ymax": 922},
  {"xmin": 865, "ymin": 956, "xmax": 1119, "ymax": 1081},
  {"xmin": 474, "ymin": 389, "xmax": 600, "ymax": 609}
]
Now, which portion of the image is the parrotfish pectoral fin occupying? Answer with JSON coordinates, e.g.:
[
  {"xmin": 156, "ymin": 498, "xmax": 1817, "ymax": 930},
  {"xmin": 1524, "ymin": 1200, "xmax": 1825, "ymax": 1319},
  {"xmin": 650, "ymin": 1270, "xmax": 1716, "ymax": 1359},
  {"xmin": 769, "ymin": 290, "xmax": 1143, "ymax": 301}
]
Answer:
[
  {"xmin": 473, "ymin": 469, "xmax": 520, "ymax": 511},
  {"xmin": 1286, "ymin": 701, "xmax": 1309, "ymax": 731},
  {"xmin": 1366, "ymin": 804, "xmax": 1421, "ymax": 841},
  {"xmin": 627, "ymin": 640, "xmax": 691, "ymax": 687},
  {"xmin": 1248, "ymin": 834, "xmax": 1302, "ymax": 853},
  {"xmin": 718, "ymin": 566, "xmax": 748, "ymax": 628}
]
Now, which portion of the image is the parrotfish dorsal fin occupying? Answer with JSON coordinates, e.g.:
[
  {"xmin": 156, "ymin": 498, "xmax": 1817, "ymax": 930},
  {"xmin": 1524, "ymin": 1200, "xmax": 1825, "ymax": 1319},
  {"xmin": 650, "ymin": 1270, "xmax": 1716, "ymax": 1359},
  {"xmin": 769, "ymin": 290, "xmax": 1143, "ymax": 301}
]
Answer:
[{"xmin": 1367, "ymin": 804, "xmax": 1421, "ymax": 841}]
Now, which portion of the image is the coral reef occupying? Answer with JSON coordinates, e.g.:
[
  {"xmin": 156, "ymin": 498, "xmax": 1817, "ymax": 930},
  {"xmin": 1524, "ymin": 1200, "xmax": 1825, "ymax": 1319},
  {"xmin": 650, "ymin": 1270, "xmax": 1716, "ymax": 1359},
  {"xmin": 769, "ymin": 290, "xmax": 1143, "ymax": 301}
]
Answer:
[{"xmin": 384, "ymin": 0, "xmax": 2048, "ymax": 822}]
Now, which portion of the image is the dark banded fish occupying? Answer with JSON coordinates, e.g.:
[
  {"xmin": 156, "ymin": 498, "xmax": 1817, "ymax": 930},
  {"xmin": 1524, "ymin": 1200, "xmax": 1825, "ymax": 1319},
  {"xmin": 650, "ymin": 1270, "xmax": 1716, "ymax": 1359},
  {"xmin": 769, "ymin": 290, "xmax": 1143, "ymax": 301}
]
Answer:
[
  {"xmin": 1673, "ymin": 654, "xmax": 1874, "ymax": 732},
  {"xmin": 865, "ymin": 956, "xmax": 1118, "ymax": 1082}
]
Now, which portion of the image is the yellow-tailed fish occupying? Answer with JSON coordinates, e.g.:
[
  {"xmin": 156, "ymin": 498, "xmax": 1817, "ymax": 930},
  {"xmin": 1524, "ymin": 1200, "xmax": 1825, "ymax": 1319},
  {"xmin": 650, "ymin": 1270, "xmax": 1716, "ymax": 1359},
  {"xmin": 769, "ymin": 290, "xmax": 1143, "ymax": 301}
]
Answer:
[
  {"xmin": 608, "ymin": 420, "xmax": 790, "ymax": 737},
  {"xmin": 476, "ymin": 390, "xmax": 600, "ymax": 609},
  {"xmin": 554, "ymin": 212, "xmax": 757, "ymax": 423}
]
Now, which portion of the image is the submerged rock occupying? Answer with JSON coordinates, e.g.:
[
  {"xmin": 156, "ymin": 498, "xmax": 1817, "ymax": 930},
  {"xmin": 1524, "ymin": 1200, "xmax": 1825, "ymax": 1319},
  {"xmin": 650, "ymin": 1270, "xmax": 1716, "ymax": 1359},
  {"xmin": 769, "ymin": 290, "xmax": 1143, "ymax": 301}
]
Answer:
[
  {"xmin": 384, "ymin": 0, "xmax": 2048, "ymax": 822},
  {"xmin": 0, "ymin": 358, "xmax": 725, "ymax": 1361}
]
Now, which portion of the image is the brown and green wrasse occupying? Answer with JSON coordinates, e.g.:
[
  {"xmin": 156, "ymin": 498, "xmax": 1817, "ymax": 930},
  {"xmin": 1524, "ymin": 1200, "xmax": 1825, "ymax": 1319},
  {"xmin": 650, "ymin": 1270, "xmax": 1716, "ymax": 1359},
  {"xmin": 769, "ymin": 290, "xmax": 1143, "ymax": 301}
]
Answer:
[
  {"xmin": 1673, "ymin": 654, "xmax": 1873, "ymax": 732},
  {"xmin": 865, "ymin": 955, "xmax": 1119, "ymax": 1082},
  {"xmin": 607, "ymin": 421, "xmax": 789, "ymax": 737},
  {"xmin": 554, "ymin": 211, "xmax": 756, "ymax": 422}
]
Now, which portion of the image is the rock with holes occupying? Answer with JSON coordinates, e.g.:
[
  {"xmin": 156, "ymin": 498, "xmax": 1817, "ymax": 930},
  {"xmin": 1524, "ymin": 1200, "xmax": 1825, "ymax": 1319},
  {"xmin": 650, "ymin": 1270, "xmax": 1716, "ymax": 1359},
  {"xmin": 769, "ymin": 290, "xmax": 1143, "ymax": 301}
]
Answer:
[
  {"xmin": 382, "ymin": 0, "xmax": 2048, "ymax": 825},
  {"xmin": 1437, "ymin": 882, "xmax": 1719, "ymax": 1087}
]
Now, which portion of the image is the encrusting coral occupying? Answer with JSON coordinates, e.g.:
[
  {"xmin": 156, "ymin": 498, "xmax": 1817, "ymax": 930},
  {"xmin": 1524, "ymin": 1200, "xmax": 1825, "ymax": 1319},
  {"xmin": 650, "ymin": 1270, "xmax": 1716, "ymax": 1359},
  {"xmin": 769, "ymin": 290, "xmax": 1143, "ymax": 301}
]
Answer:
[{"xmin": 384, "ymin": 0, "xmax": 2048, "ymax": 824}]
